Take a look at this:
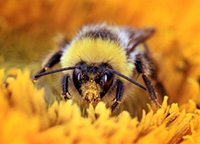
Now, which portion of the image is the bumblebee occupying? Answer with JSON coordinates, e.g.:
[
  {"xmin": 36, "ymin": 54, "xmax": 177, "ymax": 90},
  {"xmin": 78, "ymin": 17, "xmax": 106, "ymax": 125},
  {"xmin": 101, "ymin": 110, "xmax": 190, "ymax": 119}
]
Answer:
[{"xmin": 32, "ymin": 24, "xmax": 164, "ymax": 115}]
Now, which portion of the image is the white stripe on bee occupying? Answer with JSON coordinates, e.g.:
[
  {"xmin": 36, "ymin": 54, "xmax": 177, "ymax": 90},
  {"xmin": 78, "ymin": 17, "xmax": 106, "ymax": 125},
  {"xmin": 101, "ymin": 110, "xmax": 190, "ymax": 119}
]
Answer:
[{"xmin": 129, "ymin": 44, "xmax": 146, "ymax": 61}]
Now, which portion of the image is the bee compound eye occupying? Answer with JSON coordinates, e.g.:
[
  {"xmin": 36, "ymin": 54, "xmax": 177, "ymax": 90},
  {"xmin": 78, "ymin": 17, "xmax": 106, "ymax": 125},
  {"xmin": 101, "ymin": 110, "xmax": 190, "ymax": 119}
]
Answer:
[
  {"xmin": 103, "ymin": 71, "xmax": 113, "ymax": 82},
  {"xmin": 77, "ymin": 73, "xmax": 81, "ymax": 81},
  {"xmin": 101, "ymin": 70, "xmax": 113, "ymax": 92},
  {"xmin": 73, "ymin": 68, "xmax": 83, "ymax": 93},
  {"xmin": 103, "ymin": 74, "xmax": 107, "ymax": 83},
  {"xmin": 74, "ymin": 68, "xmax": 81, "ymax": 80}
]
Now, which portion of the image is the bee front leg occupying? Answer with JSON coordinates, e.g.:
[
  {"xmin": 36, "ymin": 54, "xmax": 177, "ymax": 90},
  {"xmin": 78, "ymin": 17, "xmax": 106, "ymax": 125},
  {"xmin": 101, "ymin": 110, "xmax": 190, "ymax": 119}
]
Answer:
[
  {"xmin": 135, "ymin": 60, "xmax": 161, "ymax": 107},
  {"xmin": 62, "ymin": 74, "xmax": 71, "ymax": 100},
  {"xmin": 111, "ymin": 80, "xmax": 123, "ymax": 112},
  {"xmin": 32, "ymin": 50, "xmax": 63, "ymax": 82}
]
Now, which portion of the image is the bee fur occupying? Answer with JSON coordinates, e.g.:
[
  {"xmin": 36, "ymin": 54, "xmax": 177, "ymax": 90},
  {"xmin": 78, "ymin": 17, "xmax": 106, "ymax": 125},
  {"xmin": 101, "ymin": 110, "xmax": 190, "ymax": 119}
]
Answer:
[{"xmin": 33, "ymin": 23, "xmax": 165, "ymax": 117}]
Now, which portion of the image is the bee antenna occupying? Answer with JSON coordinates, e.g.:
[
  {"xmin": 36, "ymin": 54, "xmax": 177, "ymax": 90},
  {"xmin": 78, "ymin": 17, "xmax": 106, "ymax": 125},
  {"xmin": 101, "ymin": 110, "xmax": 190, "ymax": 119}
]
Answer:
[
  {"xmin": 108, "ymin": 68, "xmax": 146, "ymax": 90},
  {"xmin": 32, "ymin": 66, "xmax": 79, "ymax": 82}
]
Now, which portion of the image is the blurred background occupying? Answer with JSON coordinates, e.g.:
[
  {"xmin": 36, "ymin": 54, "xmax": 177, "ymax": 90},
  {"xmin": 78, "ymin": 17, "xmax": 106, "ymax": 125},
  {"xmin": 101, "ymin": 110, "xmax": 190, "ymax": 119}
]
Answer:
[{"xmin": 0, "ymin": 0, "xmax": 200, "ymax": 107}]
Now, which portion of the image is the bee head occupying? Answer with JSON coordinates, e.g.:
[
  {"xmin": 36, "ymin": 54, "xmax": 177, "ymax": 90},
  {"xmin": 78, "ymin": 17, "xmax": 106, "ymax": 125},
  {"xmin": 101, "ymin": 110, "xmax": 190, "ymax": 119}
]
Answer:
[
  {"xmin": 33, "ymin": 63, "xmax": 146, "ymax": 104},
  {"xmin": 73, "ymin": 62, "xmax": 114, "ymax": 104}
]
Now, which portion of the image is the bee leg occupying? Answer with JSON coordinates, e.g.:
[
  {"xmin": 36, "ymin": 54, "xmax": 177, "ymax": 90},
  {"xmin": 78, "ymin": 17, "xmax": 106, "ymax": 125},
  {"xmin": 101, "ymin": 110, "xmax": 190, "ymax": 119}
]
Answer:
[
  {"xmin": 62, "ymin": 74, "xmax": 71, "ymax": 100},
  {"xmin": 111, "ymin": 80, "xmax": 123, "ymax": 111},
  {"xmin": 135, "ymin": 60, "xmax": 161, "ymax": 107},
  {"xmin": 32, "ymin": 50, "xmax": 63, "ymax": 82}
]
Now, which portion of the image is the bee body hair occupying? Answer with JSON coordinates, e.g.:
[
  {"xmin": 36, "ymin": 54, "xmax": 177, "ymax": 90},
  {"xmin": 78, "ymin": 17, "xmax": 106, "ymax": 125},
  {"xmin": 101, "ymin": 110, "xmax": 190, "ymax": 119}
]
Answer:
[{"xmin": 33, "ymin": 23, "xmax": 164, "ymax": 117}]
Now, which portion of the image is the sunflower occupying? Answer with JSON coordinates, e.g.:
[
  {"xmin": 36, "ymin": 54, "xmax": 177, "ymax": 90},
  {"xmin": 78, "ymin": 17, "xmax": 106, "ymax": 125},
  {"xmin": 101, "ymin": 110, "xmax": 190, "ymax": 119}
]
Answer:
[{"xmin": 0, "ymin": 0, "xmax": 200, "ymax": 143}]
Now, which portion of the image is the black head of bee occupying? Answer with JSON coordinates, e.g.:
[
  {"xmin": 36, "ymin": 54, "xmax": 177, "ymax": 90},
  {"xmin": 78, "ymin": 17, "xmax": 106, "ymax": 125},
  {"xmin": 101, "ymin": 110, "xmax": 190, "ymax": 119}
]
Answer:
[
  {"xmin": 32, "ymin": 62, "xmax": 146, "ymax": 105},
  {"xmin": 73, "ymin": 62, "xmax": 114, "ymax": 103}
]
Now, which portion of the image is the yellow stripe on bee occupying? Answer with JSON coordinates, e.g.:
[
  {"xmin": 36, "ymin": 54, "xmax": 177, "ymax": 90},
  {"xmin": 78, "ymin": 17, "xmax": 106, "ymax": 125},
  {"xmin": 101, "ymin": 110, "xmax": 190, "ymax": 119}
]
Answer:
[{"xmin": 61, "ymin": 38, "xmax": 134, "ymax": 79}]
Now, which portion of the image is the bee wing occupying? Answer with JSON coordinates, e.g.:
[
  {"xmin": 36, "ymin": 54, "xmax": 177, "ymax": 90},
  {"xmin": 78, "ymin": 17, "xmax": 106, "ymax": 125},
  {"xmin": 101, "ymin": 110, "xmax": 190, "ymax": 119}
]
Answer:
[{"xmin": 121, "ymin": 27, "xmax": 155, "ymax": 54}]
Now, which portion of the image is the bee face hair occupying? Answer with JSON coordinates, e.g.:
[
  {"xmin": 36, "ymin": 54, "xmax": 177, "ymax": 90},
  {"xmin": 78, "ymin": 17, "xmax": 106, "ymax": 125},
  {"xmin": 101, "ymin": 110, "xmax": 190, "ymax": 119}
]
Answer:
[
  {"xmin": 32, "ymin": 23, "xmax": 162, "ymax": 113},
  {"xmin": 73, "ymin": 62, "xmax": 114, "ymax": 104}
]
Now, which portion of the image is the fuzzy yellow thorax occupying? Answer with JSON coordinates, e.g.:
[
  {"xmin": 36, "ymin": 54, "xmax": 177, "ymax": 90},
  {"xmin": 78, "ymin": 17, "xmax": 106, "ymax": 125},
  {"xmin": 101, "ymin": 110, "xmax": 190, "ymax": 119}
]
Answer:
[{"xmin": 61, "ymin": 37, "xmax": 134, "ymax": 81}]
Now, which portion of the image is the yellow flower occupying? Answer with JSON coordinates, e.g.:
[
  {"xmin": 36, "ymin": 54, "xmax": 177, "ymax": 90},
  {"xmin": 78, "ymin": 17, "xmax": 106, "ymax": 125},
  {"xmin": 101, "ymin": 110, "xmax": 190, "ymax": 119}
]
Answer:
[
  {"xmin": 0, "ymin": 69, "xmax": 200, "ymax": 144},
  {"xmin": 1, "ymin": 0, "xmax": 200, "ymax": 143}
]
